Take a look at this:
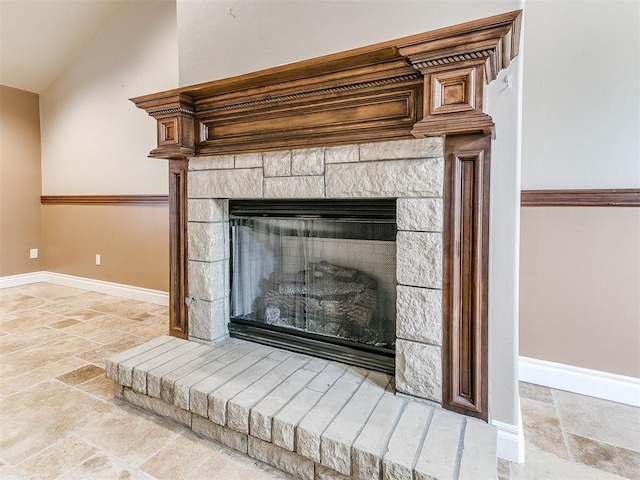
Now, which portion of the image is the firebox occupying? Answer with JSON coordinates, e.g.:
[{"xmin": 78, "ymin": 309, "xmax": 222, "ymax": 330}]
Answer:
[{"xmin": 228, "ymin": 199, "xmax": 396, "ymax": 374}]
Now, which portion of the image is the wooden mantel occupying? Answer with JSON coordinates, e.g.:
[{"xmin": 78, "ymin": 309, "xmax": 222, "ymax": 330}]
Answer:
[
  {"xmin": 132, "ymin": 10, "xmax": 521, "ymax": 157},
  {"xmin": 132, "ymin": 10, "xmax": 522, "ymax": 421}
]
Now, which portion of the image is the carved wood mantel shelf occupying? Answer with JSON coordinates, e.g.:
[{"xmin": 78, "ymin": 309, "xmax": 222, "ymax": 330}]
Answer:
[{"xmin": 132, "ymin": 10, "xmax": 522, "ymax": 421}]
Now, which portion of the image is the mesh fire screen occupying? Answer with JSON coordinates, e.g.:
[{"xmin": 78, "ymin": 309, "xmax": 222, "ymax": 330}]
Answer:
[{"xmin": 229, "ymin": 200, "xmax": 396, "ymax": 370}]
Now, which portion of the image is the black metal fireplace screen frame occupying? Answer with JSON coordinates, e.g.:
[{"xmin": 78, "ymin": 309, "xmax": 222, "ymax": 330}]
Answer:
[{"xmin": 228, "ymin": 199, "xmax": 396, "ymax": 375}]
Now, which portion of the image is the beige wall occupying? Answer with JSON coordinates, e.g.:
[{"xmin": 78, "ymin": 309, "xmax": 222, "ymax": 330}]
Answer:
[
  {"xmin": 0, "ymin": 86, "xmax": 43, "ymax": 276},
  {"xmin": 520, "ymin": 207, "xmax": 640, "ymax": 378},
  {"xmin": 519, "ymin": 1, "xmax": 640, "ymax": 379},
  {"xmin": 31, "ymin": 0, "xmax": 179, "ymax": 292},
  {"xmin": 40, "ymin": 0, "xmax": 178, "ymax": 195},
  {"xmin": 43, "ymin": 204, "xmax": 169, "ymax": 292},
  {"xmin": 177, "ymin": 0, "xmax": 524, "ymax": 427},
  {"xmin": 521, "ymin": 1, "xmax": 639, "ymax": 189}
]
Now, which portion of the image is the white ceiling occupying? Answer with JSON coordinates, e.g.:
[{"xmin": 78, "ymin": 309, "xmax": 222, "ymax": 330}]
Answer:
[{"xmin": 0, "ymin": 0, "xmax": 129, "ymax": 93}]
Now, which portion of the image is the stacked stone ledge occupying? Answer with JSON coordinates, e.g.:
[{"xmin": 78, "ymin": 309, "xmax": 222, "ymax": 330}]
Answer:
[{"xmin": 106, "ymin": 336, "xmax": 497, "ymax": 480}]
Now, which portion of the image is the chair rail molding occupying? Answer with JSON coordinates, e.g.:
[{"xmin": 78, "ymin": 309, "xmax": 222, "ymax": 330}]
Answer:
[
  {"xmin": 41, "ymin": 195, "xmax": 169, "ymax": 205},
  {"xmin": 521, "ymin": 189, "xmax": 640, "ymax": 207}
]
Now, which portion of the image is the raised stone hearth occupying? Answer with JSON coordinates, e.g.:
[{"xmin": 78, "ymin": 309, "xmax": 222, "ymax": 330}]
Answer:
[{"xmin": 106, "ymin": 335, "xmax": 496, "ymax": 480}]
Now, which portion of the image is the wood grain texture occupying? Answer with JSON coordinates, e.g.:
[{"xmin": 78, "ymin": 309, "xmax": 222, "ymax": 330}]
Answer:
[
  {"xmin": 131, "ymin": 10, "xmax": 522, "ymax": 157},
  {"xmin": 41, "ymin": 195, "xmax": 168, "ymax": 205},
  {"xmin": 169, "ymin": 160, "xmax": 188, "ymax": 339},
  {"xmin": 521, "ymin": 189, "xmax": 640, "ymax": 207},
  {"xmin": 442, "ymin": 134, "xmax": 490, "ymax": 421}
]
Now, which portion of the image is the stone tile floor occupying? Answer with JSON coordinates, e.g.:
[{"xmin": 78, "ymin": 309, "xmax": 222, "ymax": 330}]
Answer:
[{"xmin": 0, "ymin": 282, "xmax": 638, "ymax": 479}]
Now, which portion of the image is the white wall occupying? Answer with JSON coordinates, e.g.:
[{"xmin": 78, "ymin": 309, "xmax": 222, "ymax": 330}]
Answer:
[
  {"xmin": 177, "ymin": 0, "xmax": 524, "ymax": 430},
  {"xmin": 521, "ymin": 0, "xmax": 640, "ymax": 189},
  {"xmin": 40, "ymin": 0, "xmax": 178, "ymax": 195}
]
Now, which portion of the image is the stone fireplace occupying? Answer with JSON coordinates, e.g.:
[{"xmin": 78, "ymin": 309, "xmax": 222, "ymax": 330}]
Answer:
[
  {"xmin": 186, "ymin": 137, "xmax": 445, "ymax": 402},
  {"xmin": 107, "ymin": 11, "xmax": 524, "ymax": 477},
  {"xmin": 131, "ymin": 9, "xmax": 522, "ymax": 426}
]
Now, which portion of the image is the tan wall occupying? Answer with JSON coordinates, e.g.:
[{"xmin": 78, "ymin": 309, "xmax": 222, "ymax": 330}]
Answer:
[
  {"xmin": 33, "ymin": 0, "xmax": 178, "ymax": 292},
  {"xmin": 40, "ymin": 0, "xmax": 177, "ymax": 195},
  {"xmin": 519, "ymin": 1, "xmax": 640, "ymax": 379},
  {"xmin": 42, "ymin": 204, "xmax": 169, "ymax": 292},
  {"xmin": 0, "ymin": 86, "xmax": 43, "ymax": 276},
  {"xmin": 520, "ymin": 207, "xmax": 640, "ymax": 378}
]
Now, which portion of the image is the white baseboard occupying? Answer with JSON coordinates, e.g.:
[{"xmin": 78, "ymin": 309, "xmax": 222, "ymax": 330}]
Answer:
[
  {"xmin": 493, "ymin": 413, "xmax": 525, "ymax": 464},
  {"xmin": 519, "ymin": 356, "xmax": 640, "ymax": 407},
  {"xmin": 0, "ymin": 271, "xmax": 169, "ymax": 306},
  {"xmin": 0, "ymin": 271, "xmax": 47, "ymax": 288}
]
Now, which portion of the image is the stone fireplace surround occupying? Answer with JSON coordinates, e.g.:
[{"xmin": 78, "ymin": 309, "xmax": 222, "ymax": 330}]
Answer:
[
  {"xmin": 186, "ymin": 136, "xmax": 445, "ymax": 404},
  {"xmin": 122, "ymin": 12, "xmax": 524, "ymax": 471}
]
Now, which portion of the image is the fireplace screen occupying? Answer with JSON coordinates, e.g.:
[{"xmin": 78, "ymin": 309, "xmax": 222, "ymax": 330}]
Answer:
[{"xmin": 229, "ymin": 200, "xmax": 396, "ymax": 373}]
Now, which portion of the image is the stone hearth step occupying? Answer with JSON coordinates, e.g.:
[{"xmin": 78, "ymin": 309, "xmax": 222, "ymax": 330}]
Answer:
[{"xmin": 106, "ymin": 336, "xmax": 497, "ymax": 480}]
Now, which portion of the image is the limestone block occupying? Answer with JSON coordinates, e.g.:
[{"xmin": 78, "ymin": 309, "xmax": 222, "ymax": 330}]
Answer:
[
  {"xmin": 395, "ymin": 339, "xmax": 442, "ymax": 403},
  {"xmin": 188, "ymin": 168, "xmax": 263, "ymax": 198},
  {"xmin": 188, "ymin": 260, "xmax": 226, "ymax": 302},
  {"xmin": 325, "ymin": 159, "xmax": 443, "ymax": 198},
  {"xmin": 324, "ymin": 145, "xmax": 359, "ymax": 164},
  {"xmin": 132, "ymin": 341, "xmax": 202, "ymax": 395},
  {"xmin": 146, "ymin": 344, "xmax": 211, "ymax": 399},
  {"xmin": 247, "ymin": 436, "xmax": 314, "ymax": 480},
  {"xmin": 359, "ymin": 137, "xmax": 443, "ymax": 161},
  {"xmin": 272, "ymin": 388, "xmax": 324, "ymax": 451},
  {"xmin": 264, "ymin": 150, "xmax": 292, "ymax": 177},
  {"xmin": 414, "ymin": 409, "xmax": 464, "ymax": 480},
  {"xmin": 187, "ymin": 222, "xmax": 227, "ymax": 262},
  {"xmin": 235, "ymin": 152, "xmax": 263, "ymax": 168},
  {"xmin": 296, "ymin": 375, "xmax": 362, "ymax": 462},
  {"xmin": 320, "ymin": 371, "xmax": 389, "ymax": 474},
  {"xmin": 189, "ymin": 155, "xmax": 235, "ymax": 170},
  {"xmin": 116, "ymin": 337, "xmax": 185, "ymax": 387},
  {"xmin": 292, "ymin": 148, "xmax": 324, "ymax": 175},
  {"xmin": 396, "ymin": 198, "xmax": 443, "ymax": 232},
  {"xmin": 382, "ymin": 401, "xmax": 433, "ymax": 480},
  {"xmin": 315, "ymin": 465, "xmax": 351, "ymax": 480},
  {"xmin": 226, "ymin": 354, "xmax": 307, "ymax": 435},
  {"xmin": 123, "ymin": 388, "xmax": 192, "ymax": 428},
  {"xmin": 187, "ymin": 199, "xmax": 228, "ymax": 223},
  {"xmin": 249, "ymin": 368, "xmax": 319, "ymax": 442},
  {"xmin": 396, "ymin": 286, "xmax": 442, "ymax": 346},
  {"xmin": 458, "ymin": 418, "xmax": 497, "ymax": 480},
  {"xmin": 352, "ymin": 392, "xmax": 406, "ymax": 480},
  {"xmin": 187, "ymin": 298, "xmax": 228, "ymax": 343},
  {"xmin": 264, "ymin": 176, "xmax": 325, "ymax": 198},
  {"xmin": 396, "ymin": 232, "xmax": 442, "ymax": 289},
  {"xmin": 192, "ymin": 415, "xmax": 248, "ymax": 453},
  {"xmin": 105, "ymin": 335, "xmax": 174, "ymax": 381}
]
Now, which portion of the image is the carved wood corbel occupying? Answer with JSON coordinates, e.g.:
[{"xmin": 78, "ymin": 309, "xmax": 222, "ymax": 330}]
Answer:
[{"xmin": 397, "ymin": 11, "xmax": 521, "ymax": 137}]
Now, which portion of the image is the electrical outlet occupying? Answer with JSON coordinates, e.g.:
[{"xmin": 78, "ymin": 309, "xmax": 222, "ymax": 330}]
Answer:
[
  {"xmin": 30, "ymin": 248, "xmax": 38, "ymax": 259},
  {"xmin": 95, "ymin": 254, "xmax": 101, "ymax": 266}
]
